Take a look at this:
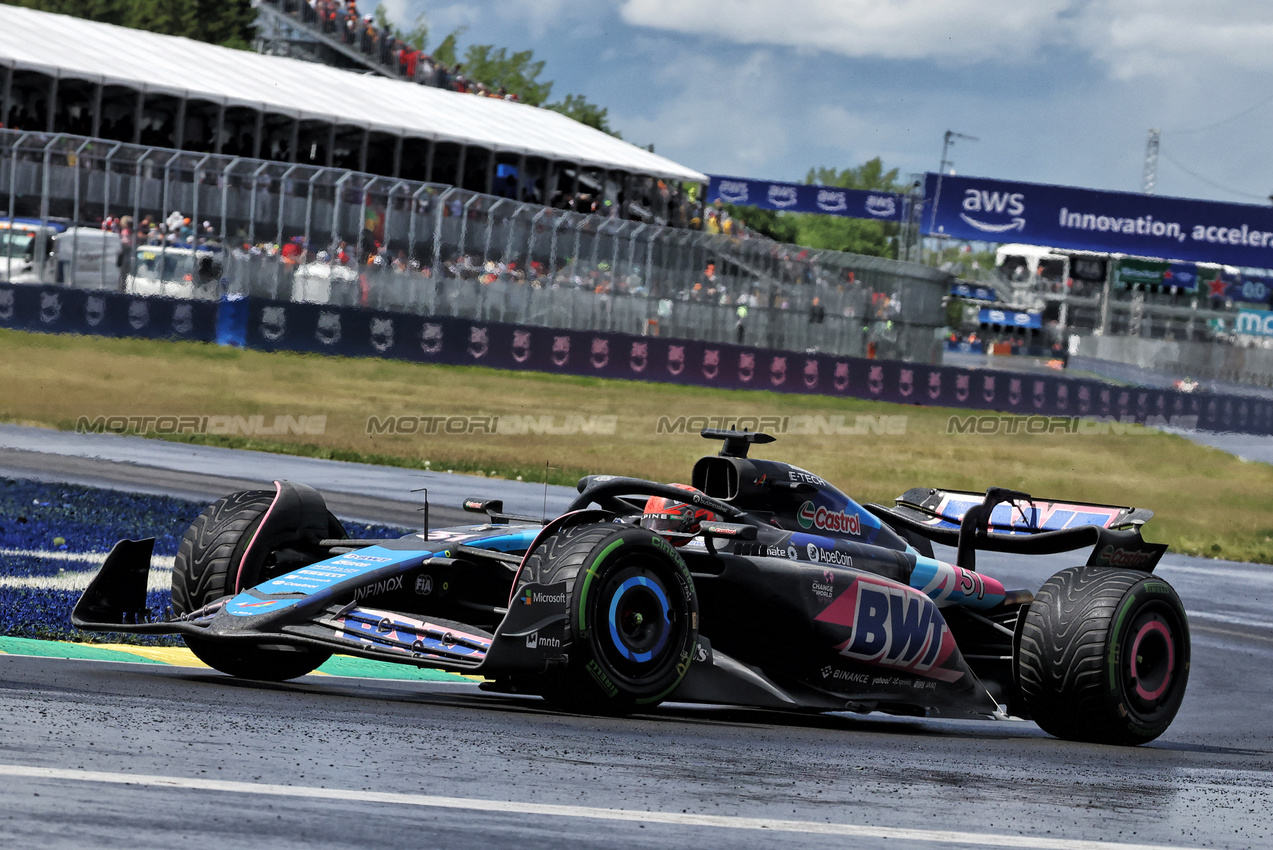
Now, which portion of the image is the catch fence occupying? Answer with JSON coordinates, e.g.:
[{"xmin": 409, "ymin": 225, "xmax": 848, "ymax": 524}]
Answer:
[{"xmin": 0, "ymin": 128, "xmax": 952, "ymax": 361}]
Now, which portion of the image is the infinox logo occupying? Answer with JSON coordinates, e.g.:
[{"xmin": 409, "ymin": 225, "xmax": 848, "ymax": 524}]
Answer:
[
  {"xmin": 1096, "ymin": 545, "xmax": 1156, "ymax": 568},
  {"xmin": 798, "ymin": 501, "xmax": 861, "ymax": 535}
]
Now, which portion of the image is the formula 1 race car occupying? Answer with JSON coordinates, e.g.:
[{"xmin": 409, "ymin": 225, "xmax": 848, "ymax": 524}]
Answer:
[{"xmin": 73, "ymin": 429, "xmax": 1190, "ymax": 746}]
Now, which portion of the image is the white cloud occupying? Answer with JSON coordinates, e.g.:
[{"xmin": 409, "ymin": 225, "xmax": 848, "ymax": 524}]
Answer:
[
  {"xmin": 618, "ymin": 0, "xmax": 1070, "ymax": 62},
  {"xmin": 1073, "ymin": 1, "xmax": 1273, "ymax": 78}
]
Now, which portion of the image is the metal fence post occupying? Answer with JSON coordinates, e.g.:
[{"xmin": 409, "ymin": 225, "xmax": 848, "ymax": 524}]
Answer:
[{"xmin": 431, "ymin": 186, "xmax": 457, "ymax": 282}]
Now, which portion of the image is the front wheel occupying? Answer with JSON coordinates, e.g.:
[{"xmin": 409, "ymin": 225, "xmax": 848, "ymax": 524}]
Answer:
[
  {"xmin": 172, "ymin": 489, "xmax": 339, "ymax": 681},
  {"xmin": 1016, "ymin": 566, "xmax": 1190, "ymax": 745},
  {"xmin": 515, "ymin": 523, "xmax": 699, "ymax": 714}
]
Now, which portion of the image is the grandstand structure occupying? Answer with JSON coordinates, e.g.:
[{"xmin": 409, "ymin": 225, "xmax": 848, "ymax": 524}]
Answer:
[{"xmin": 0, "ymin": 5, "xmax": 702, "ymax": 216}]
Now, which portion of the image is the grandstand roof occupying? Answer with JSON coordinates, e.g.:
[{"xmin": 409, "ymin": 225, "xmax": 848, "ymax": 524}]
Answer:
[{"xmin": 0, "ymin": 5, "xmax": 706, "ymax": 183}]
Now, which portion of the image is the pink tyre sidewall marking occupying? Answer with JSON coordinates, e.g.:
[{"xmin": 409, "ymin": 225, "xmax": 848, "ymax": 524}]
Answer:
[{"xmin": 1129, "ymin": 617, "xmax": 1174, "ymax": 702}]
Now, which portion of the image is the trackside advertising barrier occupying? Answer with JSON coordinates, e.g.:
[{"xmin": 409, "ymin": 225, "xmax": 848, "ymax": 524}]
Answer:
[
  {"xmin": 4, "ymin": 282, "xmax": 1269, "ymax": 435},
  {"xmin": 238, "ymin": 296, "xmax": 1268, "ymax": 435},
  {"xmin": 707, "ymin": 176, "xmax": 907, "ymax": 223},
  {"xmin": 0, "ymin": 283, "xmax": 217, "ymax": 342},
  {"xmin": 923, "ymin": 172, "xmax": 1273, "ymax": 269}
]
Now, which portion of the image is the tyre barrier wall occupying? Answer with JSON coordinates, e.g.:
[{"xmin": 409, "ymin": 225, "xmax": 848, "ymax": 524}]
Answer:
[{"xmin": 4, "ymin": 282, "xmax": 1272, "ymax": 435}]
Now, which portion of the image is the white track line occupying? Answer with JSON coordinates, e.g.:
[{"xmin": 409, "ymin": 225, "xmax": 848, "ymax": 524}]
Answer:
[
  {"xmin": 0, "ymin": 548, "xmax": 173, "ymax": 592},
  {"xmin": 0, "ymin": 764, "xmax": 1199, "ymax": 850}
]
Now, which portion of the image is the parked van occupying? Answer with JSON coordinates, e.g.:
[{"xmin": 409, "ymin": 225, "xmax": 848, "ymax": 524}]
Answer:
[
  {"xmin": 125, "ymin": 244, "xmax": 227, "ymax": 300},
  {"xmin": 0, "ymin": 218, "xmax": 67, "ymax": 283},
  {"xmin": 51, "ymin": 228, "xmax": 123, "ymax": 290}
]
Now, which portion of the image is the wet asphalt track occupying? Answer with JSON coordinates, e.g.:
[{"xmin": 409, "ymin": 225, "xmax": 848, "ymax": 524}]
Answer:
[{"xmin": 0, "ymin": 426, "xmax": 1271, "ymax": 848}]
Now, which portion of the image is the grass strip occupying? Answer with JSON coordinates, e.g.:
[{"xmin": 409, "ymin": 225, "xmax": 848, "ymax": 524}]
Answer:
[{"xmin": 4, "ymin": 328, "xmax": 1273, "ymax": 562}]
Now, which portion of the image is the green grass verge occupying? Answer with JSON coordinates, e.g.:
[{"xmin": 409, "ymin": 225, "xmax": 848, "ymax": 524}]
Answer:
[{"xmin": 3, "ymin": 327, "xmax": 1273, "ymax": 563}]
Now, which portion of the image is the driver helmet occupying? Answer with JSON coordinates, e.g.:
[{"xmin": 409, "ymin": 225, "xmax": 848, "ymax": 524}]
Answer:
[{"xmin": 641, "ymin": 483, "xmax": 716, "ymax": 546}]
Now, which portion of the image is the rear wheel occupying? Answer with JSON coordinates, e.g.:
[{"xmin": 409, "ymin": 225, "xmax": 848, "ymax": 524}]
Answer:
[
  {"xmin": 172, "ymin": 490, "xmax": 339, "ymax": 681},
  {"xmin": 1016, "ymin": 566, "xmax": 1189, "ymax": 745},
  {"xmin": 516, "ymin": 523, "xmax": 698, "ymax": 714}
]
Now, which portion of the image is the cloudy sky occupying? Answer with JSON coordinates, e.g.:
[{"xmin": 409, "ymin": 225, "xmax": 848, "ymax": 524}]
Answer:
[{"xmin": 372, "ymin": 0, "xmax": 1273, "ymax": 204}]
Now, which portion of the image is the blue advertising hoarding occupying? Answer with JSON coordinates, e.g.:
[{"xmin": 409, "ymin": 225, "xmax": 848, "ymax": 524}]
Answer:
[
  {"xmin": 707, "ymin": 175, "xmax": 906, "ymax": 222},
  {"xmin": 923, "ymin": 172, "xmax": 1273, "ymax": 269},
  {"xmin": 978, "ymin": 307, "xmax": 1042, "ymax": 329},
  {"xmin": 951, "ymin": 282, "xmax": 998, "ymax": 301},
  {"xmin": 1235, "ymin": 308, "xmax": 1273, "ymax": 336}
]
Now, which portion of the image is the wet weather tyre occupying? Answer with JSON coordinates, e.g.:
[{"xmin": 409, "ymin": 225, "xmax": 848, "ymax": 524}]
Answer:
[
  {"xmin": 172, "ymin": 490, "xmax": 338, "ymax": 681},
  {"xmin": 516, "ymin": 523, "xmax": 698, "ymax": 715},
  {"xmin": 1016, "ymin": 566, "xmax": 1189, "ymax": 745}
]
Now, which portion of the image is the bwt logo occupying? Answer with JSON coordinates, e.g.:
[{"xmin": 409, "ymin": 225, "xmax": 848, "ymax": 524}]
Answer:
[
  {"xmin": 768, "ymin": 185, "xmax": 799, "ymax": 208},
  {"xmin": 959, "ymin": 188, "xmax": 1026, "ymax": 234},
  {"xmin": 816, "ymin": 189, "xmax": 848, "ymax": 213},
  {"xmin": 717, "ymin": 180, "xmax": 749, "ymax": 204},
  {"xmin": 841, "ymin": 581, "xmax": 949, "ymax": 675}
]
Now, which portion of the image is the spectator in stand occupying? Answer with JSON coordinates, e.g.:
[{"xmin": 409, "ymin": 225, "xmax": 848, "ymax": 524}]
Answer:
[{"xmin": 809, "ymin": 296, "xmax": 826, "ymax": 324}]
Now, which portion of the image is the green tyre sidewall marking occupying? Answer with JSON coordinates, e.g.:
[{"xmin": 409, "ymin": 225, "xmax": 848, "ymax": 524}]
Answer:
[
  {"xmin": 577, "ymin": 538, "xmax": 625, "ymax": 637},
  {"xmin": 571, "ymin": 527, "xmax": 698, "ymax": 710}
]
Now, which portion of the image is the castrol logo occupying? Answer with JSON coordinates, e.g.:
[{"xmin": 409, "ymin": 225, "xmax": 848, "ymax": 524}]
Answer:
[
  {"xmin": 1097, "ymin": 545, "xmax": 1154, "ymax": 568},
  {"xmin": 797, "ymin": 501, "xmax": 861, "ymax": 535}
]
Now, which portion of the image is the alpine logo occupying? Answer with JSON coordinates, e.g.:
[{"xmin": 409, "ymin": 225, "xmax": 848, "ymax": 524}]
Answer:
[
  {"xmin": 797, "ymin": 501, "xmax": 861, "ymax": 535},
  {"xmin": 959, "ymin": 188, "xmax": 1026, "ymax": 234}
]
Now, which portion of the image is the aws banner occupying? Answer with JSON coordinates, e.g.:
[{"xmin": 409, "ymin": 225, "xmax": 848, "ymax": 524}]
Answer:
[
  {"xmin": 706, "ymin": 176, "xmax": 906, "ymax": 223},
  {"xmin": 922, "ymin": 172, "xmax": 1273, "ymax": 268}
]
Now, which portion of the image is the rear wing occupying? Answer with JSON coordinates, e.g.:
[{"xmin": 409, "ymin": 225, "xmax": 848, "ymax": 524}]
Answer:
[{"xmin": 867, "ymin": 487, "xmax": 1166, "ymax": 572}]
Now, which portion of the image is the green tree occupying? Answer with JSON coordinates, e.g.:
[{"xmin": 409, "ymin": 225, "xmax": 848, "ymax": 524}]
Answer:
[
  {"xmin": 461, "ymin": 45, "xmax": 552, "ymax": 105},
  {"xmin": 545, "ymin": 93, "xmax": 620, "ymax": 137},
  {"xmin": 432, "ymin": 30, "xmax": 463, "ymax": 67},
  {"xmin": 373, "ymin": 5, "xmax": 428, "ymax": 51},
  {"xmin": 791, "ymin": 158, "xmax": 905, "ymax": 258},
  {"xmin": 721, "ymin": 204, "xmax": 797, "ymax": 244},
  {"xmin": 2, "ymin": 0, "xmax": 255, "ymax": 48}
]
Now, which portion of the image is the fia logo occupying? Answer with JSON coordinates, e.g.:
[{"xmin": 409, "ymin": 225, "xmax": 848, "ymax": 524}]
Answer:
[{"xmin": 415, "ymin": 575, "xmax": 433, "ymax": 596}]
